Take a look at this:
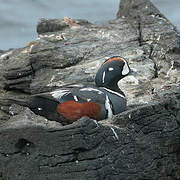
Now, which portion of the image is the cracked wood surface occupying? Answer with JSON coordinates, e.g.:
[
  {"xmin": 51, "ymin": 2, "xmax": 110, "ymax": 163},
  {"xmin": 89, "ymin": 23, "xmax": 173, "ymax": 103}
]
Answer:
[{"xmin": 0, "ymin": 0, "xmax": 180, "ymax": 179}]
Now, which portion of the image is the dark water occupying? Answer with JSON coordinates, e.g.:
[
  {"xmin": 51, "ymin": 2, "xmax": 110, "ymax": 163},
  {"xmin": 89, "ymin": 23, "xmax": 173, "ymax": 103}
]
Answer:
[{"xmin": 0, "ymin": 0, "xmax": 180, "ymax": 50}]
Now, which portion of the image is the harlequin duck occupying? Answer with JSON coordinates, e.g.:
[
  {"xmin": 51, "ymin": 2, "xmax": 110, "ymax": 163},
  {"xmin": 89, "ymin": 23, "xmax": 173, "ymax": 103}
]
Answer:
[{"xmin": 8, "ymin": 56, "xmax": 132, "ymax": 125}]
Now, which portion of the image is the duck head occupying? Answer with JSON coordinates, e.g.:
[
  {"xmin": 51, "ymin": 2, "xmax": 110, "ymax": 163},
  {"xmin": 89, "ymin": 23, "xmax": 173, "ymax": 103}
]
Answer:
[{"xmin": 95, "ymin": 56, "xmax": 131, "ymax": 90}]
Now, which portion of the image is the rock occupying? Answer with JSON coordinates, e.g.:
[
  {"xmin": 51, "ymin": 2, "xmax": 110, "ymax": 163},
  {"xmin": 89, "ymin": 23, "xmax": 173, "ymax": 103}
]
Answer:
[
  {"xmin": 0, "ymin": 0, "xmax": 180, "ymax": 179},
  {"xmin": 37, "ymin": 18, "xmax": 91, "ymax": 34}
]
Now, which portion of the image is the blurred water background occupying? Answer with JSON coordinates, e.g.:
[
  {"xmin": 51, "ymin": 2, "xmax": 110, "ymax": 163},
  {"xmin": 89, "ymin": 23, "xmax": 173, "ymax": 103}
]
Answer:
[{"xmin": 0, "ymin": 0, "xmax": 180, "ymax": 50}]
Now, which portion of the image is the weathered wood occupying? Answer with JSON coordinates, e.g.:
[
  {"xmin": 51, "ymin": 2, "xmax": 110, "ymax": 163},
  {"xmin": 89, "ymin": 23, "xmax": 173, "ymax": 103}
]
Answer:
[{"xmin": 0, "ymin": 0, "xmax": 180, "ymax": 179}]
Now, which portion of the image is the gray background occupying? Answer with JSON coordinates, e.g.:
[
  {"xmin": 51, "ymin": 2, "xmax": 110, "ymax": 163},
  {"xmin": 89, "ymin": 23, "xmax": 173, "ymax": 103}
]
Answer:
[{"xmin": 0, "ymin": 0, "xmax": 180, "ymax": 50}]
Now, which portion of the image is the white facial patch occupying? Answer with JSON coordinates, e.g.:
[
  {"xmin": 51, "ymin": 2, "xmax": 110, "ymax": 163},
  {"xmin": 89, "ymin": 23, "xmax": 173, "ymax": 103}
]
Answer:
[
  {"xmin": 102, "ymin": 71, "xmax": 106, "ymax": 83},
  {"xmin": 122, "ymin": 60, "xmax": 130, "ymax": 75},
  {"xmin": 105, "ymin": 95, "xmax": 113, "ymax": 118},
  {"xmin": 108, "ymin": 67, "xmax": 114, "ymax": 71}
]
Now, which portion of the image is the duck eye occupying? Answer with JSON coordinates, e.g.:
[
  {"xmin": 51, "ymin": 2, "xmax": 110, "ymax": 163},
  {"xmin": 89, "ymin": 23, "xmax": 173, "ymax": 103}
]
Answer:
[{"xmin": 108, "ymin": 67, "xmax": 114, "ymax": 71}]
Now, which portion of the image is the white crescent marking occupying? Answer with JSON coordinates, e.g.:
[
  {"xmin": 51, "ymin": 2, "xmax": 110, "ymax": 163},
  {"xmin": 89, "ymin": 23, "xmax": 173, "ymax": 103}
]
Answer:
[{"xmin": 105, "ymin": 95, "xmax": 113, "ymax": 118}]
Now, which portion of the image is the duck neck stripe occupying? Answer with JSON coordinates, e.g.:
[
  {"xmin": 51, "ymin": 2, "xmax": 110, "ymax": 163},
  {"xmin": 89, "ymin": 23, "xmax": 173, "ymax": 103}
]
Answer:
[{"xmin": 102, "ymin": 87, "xmax": 126, "ymax": 99}]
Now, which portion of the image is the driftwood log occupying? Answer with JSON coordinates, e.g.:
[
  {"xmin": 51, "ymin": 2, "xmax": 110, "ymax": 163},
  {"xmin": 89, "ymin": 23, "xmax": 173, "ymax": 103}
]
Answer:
[{"xmin": 0, "ymin": 0, "xmax": 180, "ymax": 179}]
